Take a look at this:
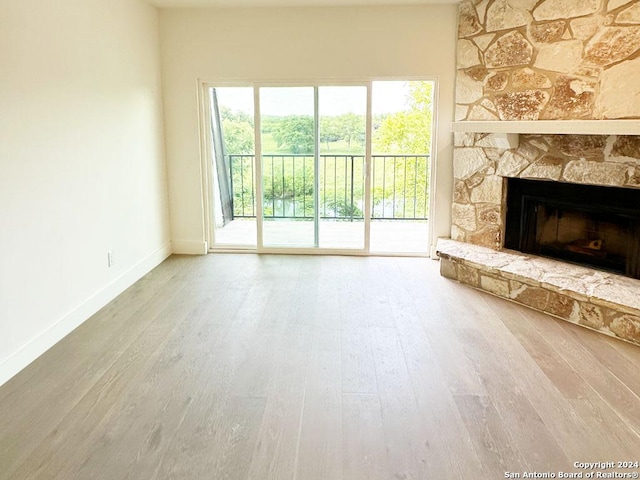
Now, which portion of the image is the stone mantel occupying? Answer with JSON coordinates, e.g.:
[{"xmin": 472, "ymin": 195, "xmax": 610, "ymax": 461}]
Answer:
[{"xmin": 451, "ymin": 120, "xmax": 640, "ymax": 136}]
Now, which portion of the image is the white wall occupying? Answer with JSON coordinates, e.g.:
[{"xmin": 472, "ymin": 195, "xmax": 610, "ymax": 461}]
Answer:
[
  {"xmin": 159, "ymin": 5, "xmax": 457, "ymax": 254},
  {"xmin": 0, "ymin": 0, "xmax": 171, "ymax": 385}
]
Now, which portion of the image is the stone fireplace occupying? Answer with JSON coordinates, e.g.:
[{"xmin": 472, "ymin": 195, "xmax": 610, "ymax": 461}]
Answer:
[{"xmin": 437, "ymin": 0, "xmax": 640, "ymax": 346}]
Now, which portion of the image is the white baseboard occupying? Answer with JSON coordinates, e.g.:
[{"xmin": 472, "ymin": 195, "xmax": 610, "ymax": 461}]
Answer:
[
  {"xmin": 172, "ymin": 240, "xmax": 208, "ymax": 255},
  {"xmin": 0, "ymin": 242, "xmax": 172, "ymax": 388}
]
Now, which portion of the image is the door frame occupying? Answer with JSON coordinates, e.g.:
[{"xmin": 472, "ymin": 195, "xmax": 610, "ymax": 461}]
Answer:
[{"xmin": 198, "ymin": 77, "xmax": 438, "ymax": 257}]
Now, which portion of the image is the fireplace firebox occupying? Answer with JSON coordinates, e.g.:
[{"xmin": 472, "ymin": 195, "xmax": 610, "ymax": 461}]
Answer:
[{"xmin": 504, "ymin": 178, "xmax": 640, "ymax": 279}]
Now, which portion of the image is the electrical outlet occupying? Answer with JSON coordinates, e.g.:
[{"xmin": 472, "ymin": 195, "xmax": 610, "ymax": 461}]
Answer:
[{"xmin": 107, "ymin": 251, "xmax": 115, "ymax": 267}]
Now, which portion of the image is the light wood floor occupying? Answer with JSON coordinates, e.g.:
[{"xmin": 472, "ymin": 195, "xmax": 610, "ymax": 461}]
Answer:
[{"xmin": 1, "ymin": 254, "xmax": 640, "ymax": 480}]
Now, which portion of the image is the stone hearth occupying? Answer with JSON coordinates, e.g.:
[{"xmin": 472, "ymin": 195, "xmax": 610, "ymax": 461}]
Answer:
[{"xmin": 437, "ymin": 238, "xmax": 640, "ymax": 346}]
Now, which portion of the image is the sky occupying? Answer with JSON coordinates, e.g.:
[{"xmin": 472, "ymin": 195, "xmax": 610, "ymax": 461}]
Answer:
[{"xmin": 214, "ymin": 81, "xmax": 420, "ymax": 116}]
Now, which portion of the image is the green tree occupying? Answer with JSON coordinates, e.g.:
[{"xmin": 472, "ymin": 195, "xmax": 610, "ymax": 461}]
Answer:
[
  {"xmin": 218, "ymin": 106, "xmax": 254, "ymax": 155},
  {"xmin": 272, "ymin": 116, "xmax": 314, "ymax": 154},
  {"xmin": 320, "ymin": 117, "xmax": 342, "ymax": 149},
  {"xmin": 373, "ymin": 82, "xmax": 433, "ymax": 154},
  {"xmin": 336, "ymin": 113, "xmax": 365, "ymax": 150},
  {"xmin": 220, "ymin": 105, "xmax": 253, "ymax": 125},
  {"xmin": 221, "ymin": 119, "xmax": 254, "ymax": 155}
]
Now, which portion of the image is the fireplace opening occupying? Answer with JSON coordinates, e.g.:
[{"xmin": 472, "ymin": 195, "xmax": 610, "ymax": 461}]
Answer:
[{"xmin": 504, "ymin": 178, "xmax": 640, "ymax": 279}]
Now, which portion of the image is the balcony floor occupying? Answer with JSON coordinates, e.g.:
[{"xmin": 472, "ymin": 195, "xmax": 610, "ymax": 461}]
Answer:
[{"xmin": 213, "ymin": 218, "xmax": 429, "ymax": 253}]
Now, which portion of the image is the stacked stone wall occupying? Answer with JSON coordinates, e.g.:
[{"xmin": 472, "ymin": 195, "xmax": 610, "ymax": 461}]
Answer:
[
  {"xmin": 457, "ymin": 0, "xmax": 640, "ymax": 121},
  {"xmin": 452, "ymin": 133, "xmax": 640, "ymax": 248}
]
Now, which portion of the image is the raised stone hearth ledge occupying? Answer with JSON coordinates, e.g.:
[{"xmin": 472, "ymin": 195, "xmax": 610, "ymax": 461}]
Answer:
[{"xmin": 436, "ymin": 238, "xmax": 640, "ymax": 346}]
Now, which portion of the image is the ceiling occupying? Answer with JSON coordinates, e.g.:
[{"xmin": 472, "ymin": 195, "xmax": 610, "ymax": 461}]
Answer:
[{"xmin": 146, "ymin": 0, "xmax": 460, "ymax": 8}]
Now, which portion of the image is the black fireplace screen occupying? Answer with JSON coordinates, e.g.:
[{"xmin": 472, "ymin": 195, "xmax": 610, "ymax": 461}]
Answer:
[{"xmin": 504, "ymin": 178, "xmax": 640, "ymax": 279}]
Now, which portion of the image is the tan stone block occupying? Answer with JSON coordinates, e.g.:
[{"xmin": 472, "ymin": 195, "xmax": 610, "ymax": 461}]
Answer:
[
  {"xmin": 609, "ymin": 0, "xmax": 634, "ymax": 11},
  {"xmin": 481, "ymin": 99, "xmax": 498, "ymax": 111},
  {"xmin": 570, "ymin": 16, "xmax": 602, "ymax": 40},
  {"xmin": 510, "ymin": 282, "xmax": 550, "ymax": 310},
  {"xmin": 453, "ymin": 132, "xmax": 476, "ymax": 148},
  {"xmin": 453, "ymin": 180, "xmax": 471, "ymax": 203},
  {"xmin": 458, "ymin": 264, "xmax": 480, "ymax": 287},
  {"xmin": 473, "ymin": 33, "xmax": 496, "ymax": 51},
  {"xmin": 495, "ymin": 90, "xmax": 549, "ymax": 121},
  {"xmin": 458, "ymin": 39, "xmax": 481, "ymax": 69},
  {"xmin": 440, "ymin": 258, "xmax": 458, "ymax": 280},
  {"xmin": 475, "ymin": 0, "xmax": 491, "ymax": 22},
  {"xmin": 585, "ymin": 27, "xmax": 640, "ymax": 66},
  {"xmin": 546, "ymin": 292, "xmax": 576, "ymax": 320},
  {"xmin": 482, "ymin": 150, "xmax": 502, "ymax": 165},
  {"xmin": 457, "ymin": 71, "xmax": 485, "ymax": 104},
  {"xmin": 465, "ymin": 173, "xmax": 486, "ymax": 189},
  {"xmin": 477, "ymin": 205, "xmax": 502, "ymax": 226},
  {"xmin": 468, "ymin": 106, "xmax": 500, "ymax": 121},
  {"xmin": 609, "ymin": 136, "xmax": 640, "ymax": 162},
  {"xmin": 610, "ymin": 314, "xmax": 640, "ymax": 344},
  {"xmin": 563, "ymin": 160, "xmax": 627, "ymax": 186},
  {"xmin": 521, "ymin": 156, "xmax": 564, "ymax": 180},
  {"xmin": 533, "ymin": 0, "xmax": 599, "ymax": 21},
  {"xmin": 451, "ymin": 224, "xmax": 466, "ymax": 242},
  {"xmin": 600, "ymin": 305, "xmax": 620, "ymax": 329},
  {"xmin": 542, "ymin": 76, "xmax": 596, "ymax": 120},
  {"xmin": 470, "ymin": 176, "xmax": 504, "ymax": 204},
  {"xmin": 573, "ymin": 303, "xmax": 605, "ymax": 329},
  {"xmin": 511, "ymin": 68, "xmax": 552, "ymax": 89},
  {"xmin": 485, "ymin": 72, "xmax": 509, "ymax": 92},
  {"xmin": 468, "ymin": 224, "xmax": 502, "ymax": 249},
  {"xmin": 466, "ymin": 65, "xmax": 490, "ymax": 82},
  {"xmin": 515, "ymin": 139, "xmax": 542, "ymax": 161},
  {"xmin": 625, "ymin": 166, "xmax": 640, "ymax": 187},
  {"xmin": 548, "ymin": 135, "xmax": 606, "ymax": 160},
  {"xmin": 456, "ymin": 105, "xmax": 469, "ymax": 121},
  {"xmin": 496, "ymin": 150, "xmax": 530, "ymax": 177},
  {"xmin": 527, "ymin": 138, "xmax": 550, "ymax": 152},
  {"xmin": 454, "ymin": 148, "xmax": 488, "ymax": 179},
  {"xmin": 617, "ymin": 3, "xmax": 640, "ymax": 24},
  {"xmin": 529, "ymin": 20, "xmax": 566, "ymax": 43},
  {"xmin": 534, "ymin": 40, "xmax": 584, "ymax": 74},
  {"xmin": 486, "ymin": 0, "xmax": 533, "ymax": 32},
  {"xmin": 475, "ymin": 132, "xmax": 516, "ymax": 148},
  {"xmin": 452, "ymin": 203, "xmax": 478, "ymax": 231},
  {"xmin": 481, "ymin": 275, "xmax": 510, "ymax": 297},
  {"xmin": 507, "ymin": 0, "xmax": 537, "ymax": 9},
  {"xmin": 459, "ymin": 2, "xmax": 482, "ymax": 38},
  {"xmin": 485, "ymin": 31, "xmax": 533, "ymax": 69}
]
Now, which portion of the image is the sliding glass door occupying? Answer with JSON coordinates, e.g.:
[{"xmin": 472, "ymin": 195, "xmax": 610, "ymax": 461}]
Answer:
[
  {"xmin": 206, "ymin": 80, "xmax": 433, "ymax": 254},
  {"xmin": 259, "ymin": 85, "xmax": 367, "ymax": 250},
  {"xmin": 260, "ymin": 87, "xmax": 317, "ymax": 247},
  {"xmin": 318, "ymin": 86, "xmax": 367, "ymax": 249}
]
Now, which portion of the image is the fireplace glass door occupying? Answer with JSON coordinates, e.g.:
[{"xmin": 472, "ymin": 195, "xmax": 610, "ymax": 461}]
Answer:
[{"xmin": 505, "ymin": 178, "xmax": 640, "ymax": 279}]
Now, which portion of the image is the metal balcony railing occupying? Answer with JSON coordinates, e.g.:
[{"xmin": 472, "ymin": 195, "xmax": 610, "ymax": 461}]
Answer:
[{"xmin": 227, "ymin": 154, "xmax": 430, "ymax": 221}]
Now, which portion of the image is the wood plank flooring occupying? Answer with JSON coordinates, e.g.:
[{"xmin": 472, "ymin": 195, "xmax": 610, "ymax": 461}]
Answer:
[{"xmin": 1, "ymin": 254, "xmax": 640, "ymax": 479}]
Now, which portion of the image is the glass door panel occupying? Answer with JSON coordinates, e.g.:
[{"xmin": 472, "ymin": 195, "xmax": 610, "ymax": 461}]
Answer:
[
  {"xmin": 209, "ymin": 87, "xmax": 256, "ymax": 247},
  {"xmin": 318, "ymin": 86, "xmax": 367, "ymax": 249},
  {"xmin": 260, "ymin": 87, "xmax": 316, "ymax": 247},
  {"xmin": 370, "ymin": 80, "xmax": 433, "ymax": 254}
]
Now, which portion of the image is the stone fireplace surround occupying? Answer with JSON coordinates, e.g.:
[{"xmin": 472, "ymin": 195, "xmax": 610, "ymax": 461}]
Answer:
[
  {"xmin": 439, "ymin": 0, "xmax": 640, "ymax": 346},
  {"xmin": 437, "ymin": 130, "xmax": 640, "ymax": 346}
]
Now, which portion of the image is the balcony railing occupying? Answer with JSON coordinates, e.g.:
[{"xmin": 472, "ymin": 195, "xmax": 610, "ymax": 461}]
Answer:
[{"xmin": 227, "ymin": 154, "xmax": 430, "ymax": 221}]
